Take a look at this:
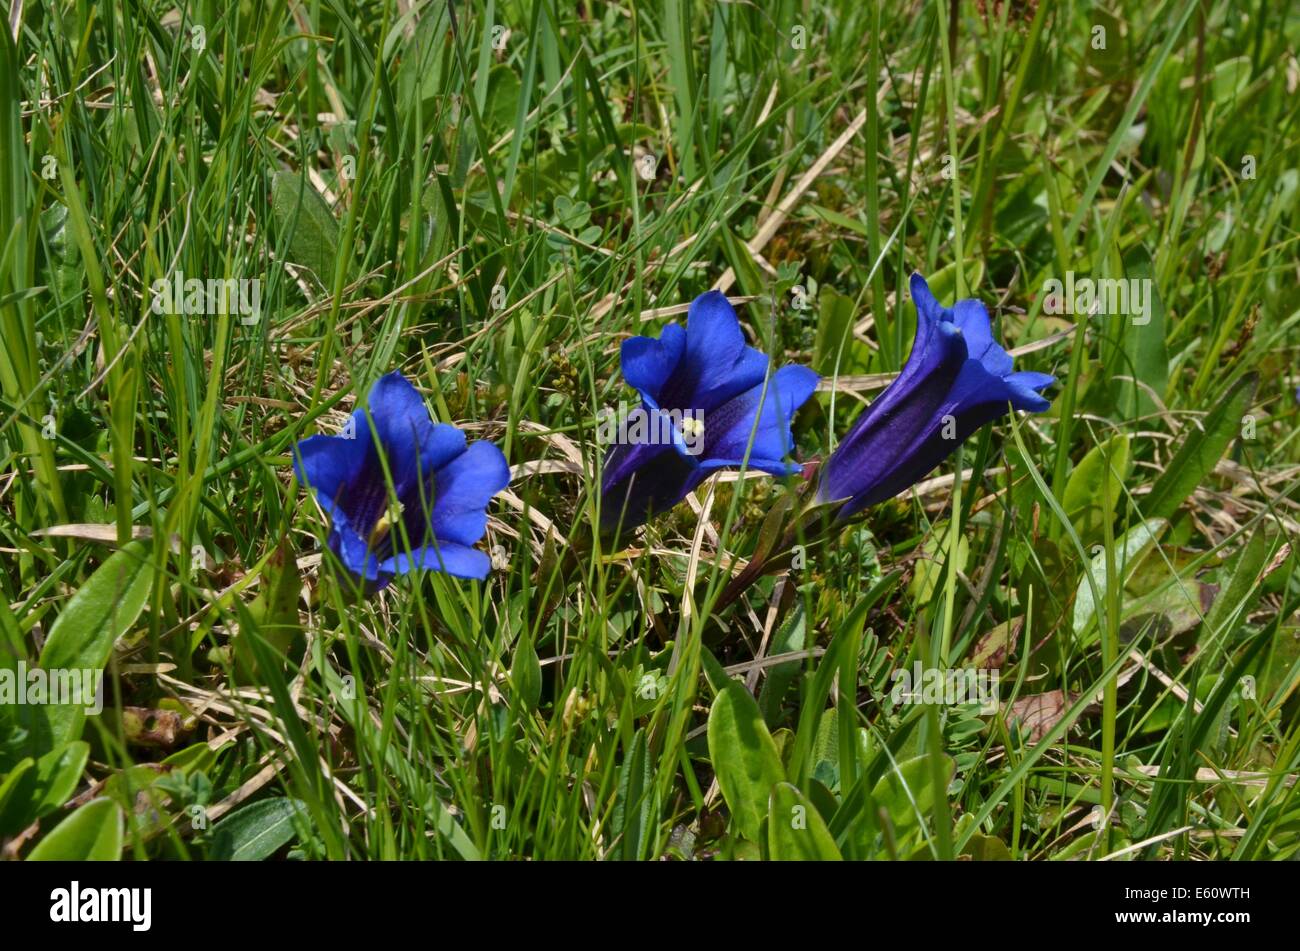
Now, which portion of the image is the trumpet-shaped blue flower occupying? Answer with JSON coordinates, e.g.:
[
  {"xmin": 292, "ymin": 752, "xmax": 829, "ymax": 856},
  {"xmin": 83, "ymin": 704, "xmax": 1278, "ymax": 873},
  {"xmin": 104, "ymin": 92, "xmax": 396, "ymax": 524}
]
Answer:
[
  {"xmin": 818, "ymin": 273, "xmax": 1054, "ymax": 519},
  {"xmin": 294, "ymin": 371, "xmax": 510, "ymax": 588},
  {"xmin": 602, "ymin": 291, "xmax": 819, "ymax": 531}
]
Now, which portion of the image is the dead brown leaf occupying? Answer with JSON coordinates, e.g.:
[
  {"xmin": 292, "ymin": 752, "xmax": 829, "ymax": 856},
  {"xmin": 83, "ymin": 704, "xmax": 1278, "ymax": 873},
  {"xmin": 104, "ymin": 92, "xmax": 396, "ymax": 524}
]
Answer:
[
  {"xmin": 122, "ymin": 707, "xmax": 185, "ymax": 750},
  {"xmin": 1003, "ymin": 689, "xmax": 1075, "ymax": 743}
]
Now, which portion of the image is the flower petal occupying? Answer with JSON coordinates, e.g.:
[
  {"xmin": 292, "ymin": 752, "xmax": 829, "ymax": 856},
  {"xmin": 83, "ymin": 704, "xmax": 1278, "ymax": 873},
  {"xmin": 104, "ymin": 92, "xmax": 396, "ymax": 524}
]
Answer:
[
  {"xmin": 840, "ymin": 359, "xmax": 1034, "ymax": 515},
  {"xmin": 364, "ymin": 371, "xmax": 440, "ymax": 493},
  {"xmin": 1003, "ymin": 370, "xmax": 1055, "ymax": 411},
  {"xmin": 293, "ymin": 423, "xmax": 370, "ymax": 512},
  {"xmin": 427, "ymin": 440, "xmax": 511, "ymax": 547},
  {"xmin": 868, "ymin": 273, "xmax": 954, "ymax": 419},
  {"xmin": 327, "ymin": 513, "xmax": 383, "ymax": 582},
  {"xmin": 379, "ymin": 542, "xmax": 492, "ymax": 581},
  {"xmin": 697, "ymin": 364, "xmax": 819, "ymax": 472},
  {"xmin": 818, "ymin": 273, "xmax": 1057, "ymax": 521},
  {"xmin": 818, "ymin": 320, "xmax": 968, "ymax": 514},
  {"xmin": 601, "ymin": 292, "xmax": 821, "ymax": 532},
  {"xmin": 685, "ymin": 290, "xmax": 748, "ymax": 366},
  {"xmin": 419, "ymin": 420, "xmax": 469, "ymax": 474},
  {"xmin": 659, "ymin": 291, "xmax": 769, "ymax": 412},
  {"xmin": 621, "ymin": 323, "xmax": 686, "ymax": 403},
  {"xmin": 296, "ymin": 418, "xmax": 391, "ymax": 537},
  {"xmin": 600, "ymin": 445, "xmax": 706, "ymax": 532},
  {"xmin": 952, "ymin": 298, "xmax": 1013, "ymax": 377},
  {"xmin": 909, "ymin": 271, "xmax": 946, "ymax": 326},
  {"xmin": 601, "ymin": 437, "xmax": 674, "ymax": 496},
  {"xmin": 828, "ymin": 359, "xmax": 1051, "ymax": 517}
]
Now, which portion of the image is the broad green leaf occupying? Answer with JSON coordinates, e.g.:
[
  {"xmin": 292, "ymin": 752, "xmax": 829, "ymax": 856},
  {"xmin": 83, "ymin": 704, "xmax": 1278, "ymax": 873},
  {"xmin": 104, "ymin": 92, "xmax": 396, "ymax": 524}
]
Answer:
[
  {"xmin": 963, "ymin": 832, "xmax": 1014, "ymax": 860},
  {"xmin": 231, "ymin": 538, "xmax": 304, "ymax": 683},
  {"xmin": 41, "ymin": 203, "xmax": 81, "ymax": 306},
  {"xmin": 871, "ymin": 754, "xmax": 952, "ymax": 840},
  {"xmin": 757, "ymin": 605, "xmax": 806, "ymax": 727},
  {"xmin": 1210, "ymin": 56, "xmax": 1252, "ymax": 105},
  {"xmin": 0, "ymin": 741, "xmax": 89, "ymax": 835},
  {"xmin": 750, "ymin": 493, "xmax": 793, "ymax": 570},
  {"xmin": 394, "ymin": 4, "xmax": 452, "ymax": 102},
  {"xmin": 28, "ymin": 797, "xmax": 123, "ymax": 860},
  {"xmin": 707, "ymin": 681, "xmax": 786, "ymax": 843},
  {"xmin": 813, "ymin": 287, "xmax": 866, "ymax": 375},
  {"xmin": 789, "ymin": 595, "xmax": 872, "ymax": 786},
  {"xmin": 1263, "ymin": 605, "xmax": 1300, "ymax": 707},
  {"xmin": 1115, "ymin": 250, "xmax": 1168, "ymax": 419},
  {"xmin": 270, "ymin": 170, "xmax": 340, "ymax": 285},
  {"xmin": 1141, "ymin": 374, "xmax": 1257, "ymax": 521},
  {"xmin": 485, "ymin": 64, "xmax": 521, "ymax": 129},
  {"xmin": 969, "ymin": 616, "xmax": 1021, "ymax": 669},
  {"xmin": 909, "ymin": 521, "xmax": 969, "ymax": 603},
  {"xmin": 511, "ymin": 632, "xmax": 542, "ymax": 712},
  {"xmin": 209, "ymin": 798, "xmax": 307, "ymax": 861},
  {"xmin": 1062, "ymin": 434, "xmax": 1131, "ymax": 543},
  {"xmin": 39, "ymin": 540, "xmax": 153, "ymax": 671},
  {"xmin": 811, "ymin": 707, "xmax": 840, "ymax": 785},
  {"xmin": 38, "ymin": 540, "xmax": 154, "ymax": 746},
  {"xmin": 993, "ymin": 170, "xmax": 1049, "ymax": 249},
  {"xmin": 1201, "ymin": 525, "xmax": 1276, "ymax": 648},
  {"xmin": 1119, "ymin": 576, "xmax": 1208, "ymax": 643},
  {"xmin": 699, "ymin": 645, "xmax": 733, "ymax": 695},
  {"xmin": 0, "ymin": 758, "xmax": 34, "ymax": 822},
  {"xmin": 768, "ymin": 783, "xmax": 842, "ymax": 860},
  {"xmin": 1072, "ymin": 518, "xmax": 1166, "ymax": 644},
  {"xmin": 611, "ymin": 731, "xmax": 655, "ymax": 861}
]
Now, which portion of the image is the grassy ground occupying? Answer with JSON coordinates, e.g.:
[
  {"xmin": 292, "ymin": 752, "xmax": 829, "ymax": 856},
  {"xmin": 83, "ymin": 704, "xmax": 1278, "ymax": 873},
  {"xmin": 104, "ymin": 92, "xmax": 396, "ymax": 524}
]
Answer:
[{"xmin": 1, "ymin": 0, "xmax": 1299, "ymax": 861}]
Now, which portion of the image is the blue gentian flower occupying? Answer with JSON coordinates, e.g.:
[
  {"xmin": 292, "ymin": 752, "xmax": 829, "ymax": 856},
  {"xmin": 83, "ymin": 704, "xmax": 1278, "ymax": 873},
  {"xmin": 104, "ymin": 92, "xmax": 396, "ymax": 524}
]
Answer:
[
  {"xmin": 601, "ymin": 290, "xmax": 819, "ymax": 531},
  {"xmin": 294, "ymin": 371, "xmax": 510, "ymax": 588},
  {"xmin": 818, "ymin": 273, "xmax": 1054, "ymax": 519}
]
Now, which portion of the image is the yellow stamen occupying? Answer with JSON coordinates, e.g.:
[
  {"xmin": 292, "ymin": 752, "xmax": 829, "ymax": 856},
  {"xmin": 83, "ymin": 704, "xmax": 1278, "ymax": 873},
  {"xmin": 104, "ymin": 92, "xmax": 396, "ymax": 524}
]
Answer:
[
  {"xmin": 368, "ymin": 500, "xmax": 404, "ymax": 549},
  {"xmin": 678, "ymin": 415, "xmax": 705, "ymax": 437}
]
